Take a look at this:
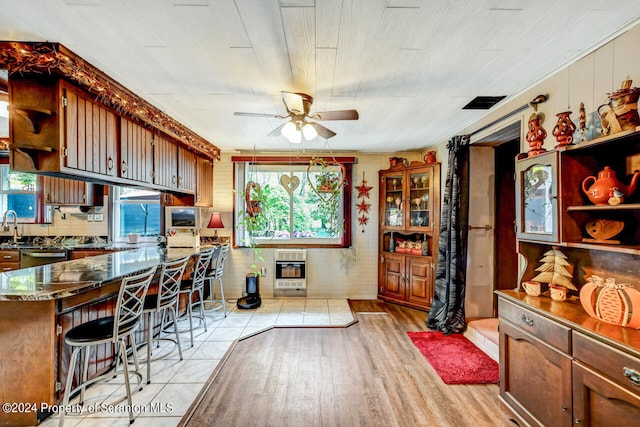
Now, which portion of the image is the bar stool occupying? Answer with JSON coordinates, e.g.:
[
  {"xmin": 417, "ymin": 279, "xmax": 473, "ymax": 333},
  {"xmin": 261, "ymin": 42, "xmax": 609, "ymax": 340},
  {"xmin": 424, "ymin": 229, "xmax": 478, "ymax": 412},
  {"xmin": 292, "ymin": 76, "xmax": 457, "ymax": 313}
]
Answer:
[
  {"xmin": 141, "ymin": 255, "xmax": 190, "ymax": 384},
  {"xmin": 176, "ymin": 249, "xmax": 215, "ymax": 347},
  {"xmin": 58, "ymin": 266, "xmax": 157, "ymax": 427},
  {"xmin": 205, "ymin": 244, "xmax": 229, "ymax": 317}
]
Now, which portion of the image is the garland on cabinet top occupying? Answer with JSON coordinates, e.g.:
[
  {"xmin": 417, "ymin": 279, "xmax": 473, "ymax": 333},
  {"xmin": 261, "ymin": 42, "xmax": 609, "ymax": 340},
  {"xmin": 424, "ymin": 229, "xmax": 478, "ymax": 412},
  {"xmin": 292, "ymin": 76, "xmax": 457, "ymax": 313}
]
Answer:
[{"xmin": 0, "ymin": 41, "xmax": 220, "ymax": 160}]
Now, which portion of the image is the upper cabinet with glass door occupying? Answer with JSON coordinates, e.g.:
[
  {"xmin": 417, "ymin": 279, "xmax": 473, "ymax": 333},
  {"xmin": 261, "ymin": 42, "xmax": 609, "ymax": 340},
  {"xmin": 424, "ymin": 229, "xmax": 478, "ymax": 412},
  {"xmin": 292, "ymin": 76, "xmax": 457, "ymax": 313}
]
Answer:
[
  {"xmin": 515, "ymin": 151, "xmax": 559, "ymax": 242},
  {"xmin": 380, "ymin": 163, "xmax": 438, "ymax": 232}
]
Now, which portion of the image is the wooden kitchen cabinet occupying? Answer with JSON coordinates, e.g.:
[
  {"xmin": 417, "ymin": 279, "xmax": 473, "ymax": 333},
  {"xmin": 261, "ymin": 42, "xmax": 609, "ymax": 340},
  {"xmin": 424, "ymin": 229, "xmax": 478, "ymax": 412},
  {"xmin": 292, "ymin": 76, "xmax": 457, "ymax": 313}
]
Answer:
[
  {"xmin": 154, "ymin": 133, "xmax": 178, "ymax": 189},
  {"xmin": 69, "ymin": 249, "xmax": 114, "ymax": 260},
  {"xmin": 177, "ymin": 145, "xmax": 196, "ymax": 193},
  {"xmin": 195, "ymin": 155, "xmax": 213, "ymax": 206},
  {"xmin": 120, "ymin": 116, "xmax": 154, "ymax": 185},
  {"xmin": 377, "ymin": 161, "xmax": 440, "ymax": 311},
  {"xmin": 0, "ymin": 250, "xmax": 20, "ymax": 271},
  {"xmin": 42, "ymin": 176, "xmax": 103, "ymax": 206},
  {"xmin": 62, "ymin": 81, "xmax": 118, "ymax": 178},
  {"xmin": 9, "ymin": 74, "xmax": 215, "ymax": 197}
]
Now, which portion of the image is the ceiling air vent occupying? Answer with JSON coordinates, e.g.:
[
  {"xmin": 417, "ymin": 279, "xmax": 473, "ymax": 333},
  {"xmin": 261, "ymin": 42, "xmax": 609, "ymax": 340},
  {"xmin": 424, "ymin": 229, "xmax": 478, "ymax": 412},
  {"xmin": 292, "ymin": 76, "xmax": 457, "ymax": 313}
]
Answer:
[{"xmin": 462, "ymin": 96, "xmax": 506, "ymax": 110}]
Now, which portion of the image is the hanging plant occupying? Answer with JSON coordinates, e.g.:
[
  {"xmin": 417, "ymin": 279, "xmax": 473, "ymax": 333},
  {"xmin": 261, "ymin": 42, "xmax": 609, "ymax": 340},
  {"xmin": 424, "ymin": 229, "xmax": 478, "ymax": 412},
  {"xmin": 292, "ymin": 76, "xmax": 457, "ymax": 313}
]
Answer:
[
  {"xmin": 245, "ymin": 181, "xmax": 263, "ymax": 217},
  {"xmin": 236, "ymin": 182, "xmax": 269, "ymax": 275},
  {"xmin": 306, "ymin": 157, "xmax": 346, "ymax": 236},
  {"xmin": 307, "ymin": 157, "xmax": 346, "ymax": 201}
]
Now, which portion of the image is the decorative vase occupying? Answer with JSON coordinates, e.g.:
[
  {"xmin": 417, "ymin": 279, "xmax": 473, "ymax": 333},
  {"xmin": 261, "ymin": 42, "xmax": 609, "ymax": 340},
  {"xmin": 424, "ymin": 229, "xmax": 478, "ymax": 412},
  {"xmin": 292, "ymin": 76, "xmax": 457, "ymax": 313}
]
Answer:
[
  {"xmin": 580, "ymin": 276, "xmax": 640, "ymax": 328},
  {"xmin": 389, "ymin": 232, "xmax": 395, "ymax": 252},
  {"xmin": 552, "ymin": 111, "xmax": 576, "ymax": 148},
  {"xmin": 526, "ymin": 112, "xmax": 547, "ymax": 157},
  {"xmin": 424, "ymin": 151, "xmax": 436, "ymax": 164},
  {"xmin": 581, "ymin": 166, "xmax": 640, "ymax": 206}
]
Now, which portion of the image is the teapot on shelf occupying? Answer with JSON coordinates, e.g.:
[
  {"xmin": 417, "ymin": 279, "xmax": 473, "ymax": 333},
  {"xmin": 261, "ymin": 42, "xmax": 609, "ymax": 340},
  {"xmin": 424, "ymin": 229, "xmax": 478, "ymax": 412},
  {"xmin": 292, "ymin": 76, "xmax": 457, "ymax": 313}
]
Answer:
[{"xmin": 581, "ymin": 166, "xmax": 640, "ymax": 205}]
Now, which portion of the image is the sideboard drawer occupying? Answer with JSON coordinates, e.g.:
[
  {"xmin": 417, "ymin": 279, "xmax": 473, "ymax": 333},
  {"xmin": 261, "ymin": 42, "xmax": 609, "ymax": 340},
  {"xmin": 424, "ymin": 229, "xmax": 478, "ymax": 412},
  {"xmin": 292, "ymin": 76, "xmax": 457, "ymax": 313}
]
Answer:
[
  {"xmin": 574, "ymin": 331, "xmax": 640, "ymax": 390},
  {"xmin": 499, "ymin": 298, "xmax": 571, "ymax": 354}
]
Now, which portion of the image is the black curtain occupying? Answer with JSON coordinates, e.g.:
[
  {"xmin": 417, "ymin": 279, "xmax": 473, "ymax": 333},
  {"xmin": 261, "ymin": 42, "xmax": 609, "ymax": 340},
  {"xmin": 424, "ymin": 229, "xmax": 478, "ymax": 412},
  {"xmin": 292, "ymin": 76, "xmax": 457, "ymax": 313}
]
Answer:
[{"xmin": 427, "ymin": 135, "xmax": 470, "ymax": 335}]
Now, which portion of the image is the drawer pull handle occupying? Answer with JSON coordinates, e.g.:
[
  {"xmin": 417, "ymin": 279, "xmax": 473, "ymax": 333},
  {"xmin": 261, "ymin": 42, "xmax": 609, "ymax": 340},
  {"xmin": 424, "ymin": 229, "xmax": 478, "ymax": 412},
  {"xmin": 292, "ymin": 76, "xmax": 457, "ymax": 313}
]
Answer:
[
  {"xmin": 623, "ymin": 367, "xmax": 640, "ymax": 386},
  {"xmin": 521, "ymin": 314, "xmax": 534, "ymax": 327}
]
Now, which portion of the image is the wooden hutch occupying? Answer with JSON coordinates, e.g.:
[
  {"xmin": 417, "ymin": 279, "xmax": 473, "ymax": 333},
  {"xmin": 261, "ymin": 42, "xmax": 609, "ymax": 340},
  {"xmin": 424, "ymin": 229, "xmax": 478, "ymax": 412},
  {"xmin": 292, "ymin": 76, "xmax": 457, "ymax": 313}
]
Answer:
[
  {"xmin": 378, "ymin": 160, "xmax": 440, "ymax": 311},
  {"xmin": 498, "ymin": 127, "xmax": 640, "ymax": 426}
]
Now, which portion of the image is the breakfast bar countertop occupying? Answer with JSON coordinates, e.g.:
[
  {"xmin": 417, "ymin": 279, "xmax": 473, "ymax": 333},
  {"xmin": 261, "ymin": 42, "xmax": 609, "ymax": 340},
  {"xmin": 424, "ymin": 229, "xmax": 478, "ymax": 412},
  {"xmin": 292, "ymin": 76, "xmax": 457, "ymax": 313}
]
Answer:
[{"xmin": 0, "ymin": 246, "xmax": 200, "ymax": 301}]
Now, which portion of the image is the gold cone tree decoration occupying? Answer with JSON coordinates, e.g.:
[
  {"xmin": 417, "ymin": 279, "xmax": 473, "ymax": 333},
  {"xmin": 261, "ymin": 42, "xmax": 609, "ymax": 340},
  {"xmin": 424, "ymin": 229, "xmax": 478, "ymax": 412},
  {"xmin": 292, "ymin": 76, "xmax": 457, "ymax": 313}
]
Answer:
[{"xmin": 531, "ymin": 247, "xmax": 577, "ymax": 291}]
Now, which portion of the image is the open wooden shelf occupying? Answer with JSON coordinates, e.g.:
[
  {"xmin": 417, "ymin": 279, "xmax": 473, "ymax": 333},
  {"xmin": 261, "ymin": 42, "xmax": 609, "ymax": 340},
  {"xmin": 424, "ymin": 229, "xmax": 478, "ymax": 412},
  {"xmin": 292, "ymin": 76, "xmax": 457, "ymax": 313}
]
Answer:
[{"xmin": 567, "ymin": 203, "xmax": 640, "ymax": 211}]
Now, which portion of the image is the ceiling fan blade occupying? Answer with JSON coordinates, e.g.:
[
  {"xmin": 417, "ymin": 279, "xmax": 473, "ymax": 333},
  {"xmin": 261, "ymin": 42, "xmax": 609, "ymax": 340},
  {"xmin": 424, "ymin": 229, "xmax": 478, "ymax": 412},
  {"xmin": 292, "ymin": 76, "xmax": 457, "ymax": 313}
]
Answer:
[
  {"xmin": 308, "ymin": 122, "xmax": 336, "ymax": 139},
  {"xmin": 281, "ymin": 91, "xmax": 306, "ymax": 115},
  {"xmin": 310, "ymin": 110, "xmax": 359, "ymax": 121},
  {"xmin": 267, "ymin": 122, "xmax": 287, "ymax": 137},
  {"xmin": 234, "ymin": 112, "xmax": 287, "ymax": 119}
]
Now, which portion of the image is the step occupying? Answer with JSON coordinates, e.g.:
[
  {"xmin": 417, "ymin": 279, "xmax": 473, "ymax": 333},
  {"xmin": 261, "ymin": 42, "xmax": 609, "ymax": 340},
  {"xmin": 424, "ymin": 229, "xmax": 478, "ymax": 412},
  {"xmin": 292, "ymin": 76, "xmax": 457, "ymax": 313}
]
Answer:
[{"xmin": 464, "ymin": 318, "xmax": 499, "ymax": 362}]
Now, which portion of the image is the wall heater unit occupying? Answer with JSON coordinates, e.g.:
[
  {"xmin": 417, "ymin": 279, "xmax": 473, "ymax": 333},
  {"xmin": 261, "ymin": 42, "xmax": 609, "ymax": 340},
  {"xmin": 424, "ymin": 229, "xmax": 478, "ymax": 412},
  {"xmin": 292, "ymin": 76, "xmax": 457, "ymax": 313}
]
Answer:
[{"xmin": 274, "ymin": 249, "xmax": 307, "ymax": 290}]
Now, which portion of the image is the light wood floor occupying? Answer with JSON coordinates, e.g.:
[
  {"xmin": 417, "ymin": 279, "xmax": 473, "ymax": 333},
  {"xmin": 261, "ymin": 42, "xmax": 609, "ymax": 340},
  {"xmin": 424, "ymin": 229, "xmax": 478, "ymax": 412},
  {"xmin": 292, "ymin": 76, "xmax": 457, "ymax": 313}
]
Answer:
[{"xmin": 180, "ymin": 300, "xmax": 516, "ymax": 427}]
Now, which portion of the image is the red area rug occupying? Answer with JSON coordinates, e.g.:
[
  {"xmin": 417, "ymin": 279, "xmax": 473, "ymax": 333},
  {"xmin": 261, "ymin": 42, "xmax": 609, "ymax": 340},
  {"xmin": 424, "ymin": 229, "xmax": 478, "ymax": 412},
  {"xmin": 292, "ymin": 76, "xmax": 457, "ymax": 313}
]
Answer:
[{"xmin": 407, "ymin": 331, "xmax": 499, "ymax": 385}]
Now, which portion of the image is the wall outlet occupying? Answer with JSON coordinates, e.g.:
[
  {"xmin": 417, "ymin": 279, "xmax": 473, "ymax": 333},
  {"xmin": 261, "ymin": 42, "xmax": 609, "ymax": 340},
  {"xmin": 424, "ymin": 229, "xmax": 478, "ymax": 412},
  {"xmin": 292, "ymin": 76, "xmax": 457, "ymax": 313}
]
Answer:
[
  {"xmin": 86, "ymin": 214, "xmax": 94, "ymax": 222},
  {"xmin": 260, "ymin": 266, "xmax": 267, "ymax": 276},
  {"xmin": 94, "ymin": 213, "xmax": 104, "ymax": 222}
]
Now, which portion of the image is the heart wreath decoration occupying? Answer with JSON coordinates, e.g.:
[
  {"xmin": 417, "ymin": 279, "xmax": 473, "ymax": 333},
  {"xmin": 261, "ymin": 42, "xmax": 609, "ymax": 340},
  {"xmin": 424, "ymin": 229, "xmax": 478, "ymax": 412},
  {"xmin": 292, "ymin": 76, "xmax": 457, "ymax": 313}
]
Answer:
[
  {"xmin": 307, "ymin": 159, "xmax": 346, "ymax": 203},
  {"xmin": 279, "ymin": 174, "xmax": 300, "ymax": 195}
]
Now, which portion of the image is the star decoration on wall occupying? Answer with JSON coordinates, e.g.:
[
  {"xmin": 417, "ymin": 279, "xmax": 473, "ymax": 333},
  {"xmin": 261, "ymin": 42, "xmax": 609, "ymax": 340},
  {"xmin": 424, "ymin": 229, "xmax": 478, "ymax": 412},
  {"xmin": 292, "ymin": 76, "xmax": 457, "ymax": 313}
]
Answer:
[
  {"xmin": 354, "ymin": 172, "xmax": 373, "ymax": 233},
  {"xmin": 356, "ymin": 199, "xmax": 371, "ymax": 214},
  {"xmin": 355, "ymin": 180, "xmax": 373, "ymax": 199}
]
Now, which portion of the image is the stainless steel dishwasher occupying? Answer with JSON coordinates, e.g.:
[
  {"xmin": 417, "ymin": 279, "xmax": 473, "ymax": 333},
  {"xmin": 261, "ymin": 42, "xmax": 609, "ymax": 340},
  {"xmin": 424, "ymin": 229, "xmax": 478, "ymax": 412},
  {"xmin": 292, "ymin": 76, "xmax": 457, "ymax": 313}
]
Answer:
[{"xmin": 20, "ymin": 249, "xmax": 68, "ymax": 268}]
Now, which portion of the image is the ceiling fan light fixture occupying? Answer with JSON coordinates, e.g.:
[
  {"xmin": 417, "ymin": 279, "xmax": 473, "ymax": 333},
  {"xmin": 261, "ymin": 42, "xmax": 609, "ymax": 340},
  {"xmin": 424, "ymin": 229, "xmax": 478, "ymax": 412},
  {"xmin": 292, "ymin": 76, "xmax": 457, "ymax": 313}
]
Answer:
[
  {"xmin": 302, "ymin": 122, "xmax": 317, "ymax": 141},
  {"xmin": 288, "ymin": 127, "xmax": 302, "ymax": 143},
  {"xmin": 282, "ymin": 121, "xmax": 297, "ymax": 139}
]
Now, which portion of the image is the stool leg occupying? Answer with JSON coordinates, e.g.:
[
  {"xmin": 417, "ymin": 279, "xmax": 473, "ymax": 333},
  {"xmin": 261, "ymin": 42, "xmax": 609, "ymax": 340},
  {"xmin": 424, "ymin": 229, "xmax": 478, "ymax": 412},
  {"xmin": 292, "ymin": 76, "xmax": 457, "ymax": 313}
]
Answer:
[
  {"xmin": 147, "ymin": 311, "xmax": 152, "ymax": 384},
  {"xmin": 218, "ymin": 277, "xmax": 227, "ymax": 317},
  {"xmin": 187, "ymin": 290, "xmax": 194, "ymax": 347},
  {"xmin": 119, "ymin": 338, "xmax": 135, "ymax": 424},
  {"xmin": 170, "ymin": 306, "xmax": 184, "ymax": 360},
  {"xmin": 59, "ymin": 346, "xmax": 81, "ymax": 427},
  {"xmin": 79, "ymin": 346, "xmax": 90, "ymax": 405},
  {"xmin": 199, "ymin": 288, "xmax": 207, "ymax": 332}
]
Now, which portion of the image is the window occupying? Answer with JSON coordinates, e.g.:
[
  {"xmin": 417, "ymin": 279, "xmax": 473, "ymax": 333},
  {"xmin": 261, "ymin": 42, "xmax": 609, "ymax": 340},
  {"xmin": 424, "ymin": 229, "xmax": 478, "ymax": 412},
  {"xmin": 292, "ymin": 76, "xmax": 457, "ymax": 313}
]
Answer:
[
  {"xmin": 112, "ymin": 187, "xmax": 160, "ymax": 241},
  {"xmin": 233, "ymin": 157, "xmax": 353, "ymax": 248},
  {"xmin": 0, "ymin": 164, "xmax": 39, "ymax": 222}
]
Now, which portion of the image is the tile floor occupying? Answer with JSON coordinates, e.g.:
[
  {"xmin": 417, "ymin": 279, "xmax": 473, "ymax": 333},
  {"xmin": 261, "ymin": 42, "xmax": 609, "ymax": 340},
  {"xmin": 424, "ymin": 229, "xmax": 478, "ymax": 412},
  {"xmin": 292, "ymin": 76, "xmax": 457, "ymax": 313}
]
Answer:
[{"xmin": 41, "ymin": 299, "xmax": 354, "ymax": 427}]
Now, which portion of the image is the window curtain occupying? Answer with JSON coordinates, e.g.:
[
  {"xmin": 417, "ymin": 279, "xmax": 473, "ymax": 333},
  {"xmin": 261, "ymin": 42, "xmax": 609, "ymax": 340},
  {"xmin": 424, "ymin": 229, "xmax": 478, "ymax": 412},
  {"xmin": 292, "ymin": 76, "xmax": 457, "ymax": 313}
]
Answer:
[{"xmin": 427, "ymin": 135, "xmax": 470, "ymax": 335}]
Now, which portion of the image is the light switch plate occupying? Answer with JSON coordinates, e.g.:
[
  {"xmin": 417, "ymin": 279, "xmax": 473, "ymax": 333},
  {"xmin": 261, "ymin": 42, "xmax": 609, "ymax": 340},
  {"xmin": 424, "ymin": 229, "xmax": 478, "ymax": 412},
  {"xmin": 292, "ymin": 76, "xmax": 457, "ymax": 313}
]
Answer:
[
  {"xmin": 86, "ymin": 214, "xmax": 94, "ymax": 222},
  {"xmin": 94, "ymin": 213, "xmax": 104, "ymax": 222}
]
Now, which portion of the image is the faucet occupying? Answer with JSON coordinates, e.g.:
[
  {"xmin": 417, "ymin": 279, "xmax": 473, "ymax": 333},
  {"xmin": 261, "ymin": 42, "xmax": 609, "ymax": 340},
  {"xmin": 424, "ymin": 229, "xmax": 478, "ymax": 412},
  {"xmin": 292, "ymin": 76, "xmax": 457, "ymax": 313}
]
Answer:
[{"xmin": 2, "ymin": 210, "xmax": 19, "ymax": 243}]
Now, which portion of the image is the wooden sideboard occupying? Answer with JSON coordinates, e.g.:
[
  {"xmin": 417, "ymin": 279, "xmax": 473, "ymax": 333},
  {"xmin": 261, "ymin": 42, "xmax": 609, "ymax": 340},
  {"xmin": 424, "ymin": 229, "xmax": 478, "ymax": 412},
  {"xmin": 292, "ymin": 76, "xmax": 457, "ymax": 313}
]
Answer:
[{"xmin": 497, "ymin": 290, "xmax": 640, "ymax": 426}]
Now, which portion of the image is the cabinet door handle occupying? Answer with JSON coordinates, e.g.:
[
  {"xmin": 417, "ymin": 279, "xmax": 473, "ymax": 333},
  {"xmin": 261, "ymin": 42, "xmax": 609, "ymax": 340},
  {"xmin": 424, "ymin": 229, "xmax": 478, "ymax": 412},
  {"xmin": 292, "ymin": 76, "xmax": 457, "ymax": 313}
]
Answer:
[
  {"xmin": 121, "ymin": 160, "xmax": 128, "ymax": 174},
  {"xmin": 107, "ymin": 157, "xmax": 114, "ymax": 171},
  {"xmin": 623, "ymin": 367, "xmax": 640, "ymax": 386},
  {"xmin": 521, "ymin": 314, "xmax": 534, "ymax": 327}
]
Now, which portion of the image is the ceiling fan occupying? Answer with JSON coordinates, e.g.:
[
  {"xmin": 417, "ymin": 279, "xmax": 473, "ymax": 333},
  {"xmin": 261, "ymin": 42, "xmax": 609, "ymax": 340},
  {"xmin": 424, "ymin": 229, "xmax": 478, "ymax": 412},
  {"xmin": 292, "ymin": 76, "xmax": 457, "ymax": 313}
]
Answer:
[{"xmin": 234, "ymin": 91, "xmax": 359, "ymax": 143}]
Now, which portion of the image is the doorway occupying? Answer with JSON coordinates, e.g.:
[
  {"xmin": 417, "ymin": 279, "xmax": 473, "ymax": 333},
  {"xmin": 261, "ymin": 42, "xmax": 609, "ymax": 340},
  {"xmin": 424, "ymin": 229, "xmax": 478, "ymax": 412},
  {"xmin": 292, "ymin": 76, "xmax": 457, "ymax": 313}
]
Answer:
[{"xmin": 465, "ymin": 124, "xmax": 520, "ymax": 318}]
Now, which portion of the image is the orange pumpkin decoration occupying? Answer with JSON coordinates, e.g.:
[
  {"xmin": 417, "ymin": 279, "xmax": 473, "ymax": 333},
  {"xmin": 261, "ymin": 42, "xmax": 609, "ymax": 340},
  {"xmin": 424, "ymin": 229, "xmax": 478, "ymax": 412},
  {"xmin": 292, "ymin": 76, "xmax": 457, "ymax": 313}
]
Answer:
[{"xmin": 580, "ymin": 276, "xmax": 640, "ymax": 328}]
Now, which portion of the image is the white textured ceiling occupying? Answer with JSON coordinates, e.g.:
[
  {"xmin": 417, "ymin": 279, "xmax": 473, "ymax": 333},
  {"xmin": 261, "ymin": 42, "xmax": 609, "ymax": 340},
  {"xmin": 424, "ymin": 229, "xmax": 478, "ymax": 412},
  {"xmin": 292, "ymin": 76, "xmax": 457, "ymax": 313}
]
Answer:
[{"xmin": 1, "ymin": 0, "xmax": 640, "ymax": 153}]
